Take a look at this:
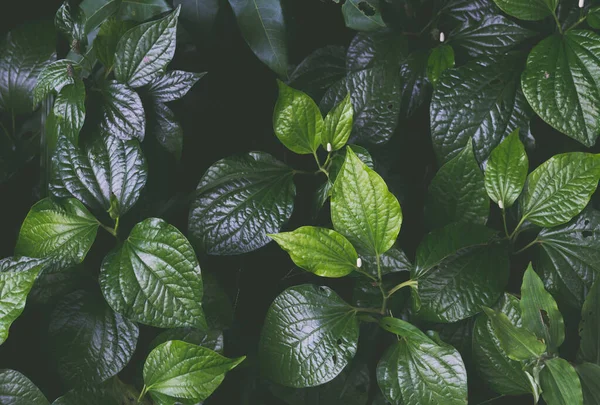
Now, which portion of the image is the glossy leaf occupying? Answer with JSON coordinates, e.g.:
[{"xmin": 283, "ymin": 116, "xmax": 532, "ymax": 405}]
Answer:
[
  {"xmin": 288, "ymin": 45, "xmax": 346, "ymax": 100},
  {"xmin": 540, "ymin": 357, "xmax": 583, "ymax": 405},
  {"xmin": 342, "ymin": 0, "xmax": 385, "ymax": 32},
  {"xmin": 51, "ymin": 132, "xmax": 147, "ymax": 216},
  {"xmin": 53, "ymin": 377, "xmax": 145, "ymax": 405},
  {"xmin": 55, "ymin": 1, "xmax": 87, "ymax": 46},
  {"xmin": 94, "ymin": 18, "xmax": 134, "ymax": 69},
  {"xmin": 331, "ymin": 147, "xmax": 402, "ymax": 256},
  {"xmin": 228, "ymin": 0, "xmax": 288, "ymax": 77},
  {"xmin": 188, "ymin": 152, "xmax": 295, "ymax": 255},
  {"xmin": 259, "ymin": 284, "xmax": 359, "ymax": 387},
  {"xmin": 520, "ymin": 264, "xmax": 564, "ymax": 352},
  {"xmin": 100, "ymin": 80, "xmax": 145, "ymax": 141},
  {"xmin": 519, "ymin": 152, "xmax": 600, "ymax": 227},
  {"xmin": 100, "ymin": 218, "xmax": 206, "ymax": 329},
  {"xmin": 118, "ymin": 0, "xmax": 171, "ymax": 21},
  {"xmin": 150, "ymin": 327, "xmax": 224, "ymax": 354},
  {"xmin": 483, "ymin": 306, "xmax": 546, "ymax": 361},
  {"xmin": 33, "ymin": 60, "xmax": 80, "ymax": 106},
  {"xmin": 49, "ymin": 290, "xmax": 138, "ymax": 387},
  {"xmin": 0, "ymin": 369, "xmax": 49, "ymax": 405},
  {"xmin": 399, "ymin": 50, "xmax": 430, "ymax": 119},
  {"xmin": 576, "ymin": 362, "xmax": 600, "ymax": 405},
  {"xmin": 493, "ymin": 0, "xmax": 557, "ymax": 20},
  {"xmin": 53, "ymin": 80, "xmax": 85, "ymax": 141},
  {"xmin": 322, "ymin": 93, "xmax": 353, "ymax": 151},
  {"xmin": 269, "ymin": 226, "xmax": 358, "ymax": 278},
  {"xmin": 148, "ymin": 102, "xmax": 183, "ymax": 159},
  {"xmin": 146, "ymin": 70, "xmax": 206, "ymax": 102},
  {"xmin": 430, "ymin": 53, "xmax": 532, "ymax": 164},
  {"xmin": 522, "ymin": 31, "xmax": 600, "ymax": 147},
  {"xmin": 426, "ymin": 45, "xmax": 454, "ymax": 86},
  {"xmin": 425, "ymin": 139, "xmax": 489, "ymax": 229},
  {"xmin": 0, "ymin": 257, "xmax": 47, "ymax": 345},
  {"xmin": 114, "ymin": 6, "xmax": 180, "ymax": 88},
  {"xmin": 484, "ymin": 129, "xmax": 528, "ymax": 208},
  {"xmin": 379, "ymin": 317, "xmax": 431, "ymax": 342},
  {"xmin": 144, "ymin": 340, "xmax": 244, "ymax": 402},
  {"xmin": 15, "ymin": 198, "xmax": 99, "ymax": 268},
  {"xmin": 579, "ymin": 279, "xmax": 600, "ymax": 364}
]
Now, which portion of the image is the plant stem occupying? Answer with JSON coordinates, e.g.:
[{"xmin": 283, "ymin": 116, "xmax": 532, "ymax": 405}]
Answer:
[
  {"xmin": 312, "ymin": 151, "xmax": 329, "ymax": 178},
  {"xmin": 387, "ymin": 279, "xmax": 418, "ymax": 298},
  {"xmin": 509, "ymin": 216, "xmax": 526, "ymax": 241},
  {"xmin": 376, "ymin": 254, "xmax": 388, "ymax": 314},
  {"xmin": 501, "ymin": 209, "xmax": 510, "ymax": 238},
  {"xmin": 137, "ymin": 385, "xmax": 148, "ymax": 404},
  {"xmin": 114, "ymin": 216, "xmax": 120, "ymax": 236},
  {"xmin": 553, "ymin": 11, "xmax": 564, "ymax": 34},
  {"xmin": 514, "ymin": 239, "xmax": 540, "ymax": 255},
  {"xmin": 356, "ymin": 268, "xmax": 378, "ymax": 283},
  {"xmin": 475, "ymin": 395, "xmax": 506, "ymax": 405},
  {"xmin": 99, "ymin": 221, "xmax": 118, "ymax": 237}
]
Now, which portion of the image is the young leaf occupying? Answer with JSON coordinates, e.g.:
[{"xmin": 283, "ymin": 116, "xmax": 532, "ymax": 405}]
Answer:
[
  {"xmin": 144, "ymin": 340, "xmax": 244, "ymax": 403},
  {"xmin": 0, "ymin": 369, "xmax": 49, "ymax": 405},
  {"xmin": 425, "ymin": 139, "xmax": 489, "ymax": 229},
  {"xmin": 100, "ymin": 81, "xmax": 145, "ymax": 141},
  {"xmin": 49, "ymin": 290, "xmax": 139, "ymax": 387},
  {"xmin": 94, "ymin": 19, "xmax": 135, "ymax": 69},
  {"xmin": 146, "ymin": 70, "xmax": 206, "ymax": 102},
  {"xmin": 322, "ymin": 93, "xmax": 353, "ymax": 151},
  {"xmin": 100, "ymin": 218, "xmax": 206, "ymax": 329},
  {"xmin": 579, "ymin": 279, "xmax": 600, "ymax": 364},
  {"xmin": 342, "ymin": 0, "xmax": 385, "ymax": 32},
  {"xmin": 53, "ymin": 80, "xmax": 86, "ymax": 142},
  {"xmin": 269, "ymin": 226, "xmax": 358, "ymax": 278},
  {"xmin": 482, "ymin": 306, "xmax": 546, "ymax": 361},
  {"xmin": 15, "ymin": 198, "xmax": 99, "ymax": 268},
  {"xmin": 519, "ymin": 152, "xmax": 600, "ymax": 227},
  {"xmin": 473, "ymin": 293, "xmax": 532, "ymax": 395},
  {"xmin": 228, "ymin": 0, "xmax": 288, "ymax": 77},
  {"xmin": 188, "ymin": 152, "xmax": 295, "ymax": 255},
  {"xmin": 521, "ymin": 31, "xmax": 600, "ymax": 147},
  {"xmin": 484, "ymin": 129, "xmax": 528, "ymax": 208},
  {"xmin": 540, "ymin": 358, "xmax": 584, "ymax": 405},
  {"xmin": 576, "ymin": 362, "xmax": 600, "ymax": 405},
  {"xmin": 114, "ymin": 6, "xmax": 180, "ymax": 87},
  {"xmin": 492, "ymin": 0, "xmax": 557, "ymax": 20},
  {"xmin": 426, "ymin": 45, "xmax": 454, "ymax": 86},
  {"xmin": 0, "ymin": 257, "xmax": 47, "ymax": 345},
  {"xmin": 520, "ymin": 264, "xmax": 565, "ymax": 352},
  {"xmin": 331, "ymin": 147, "xmax": 402, "ymax": 256},
  {"xmin": 33, "ymin": 60, "xmax": 81, "ymax": 106},
  {"xmin": 259, "ymin": 284, "xmax": 359, "ymax": 387},
  {"xmin": 273, "ymin": 81, "xmax": 323, "ymax": 154}
]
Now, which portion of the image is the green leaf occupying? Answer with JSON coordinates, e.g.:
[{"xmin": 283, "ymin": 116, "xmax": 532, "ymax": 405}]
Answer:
[
  {"xmin": 521, "ymin": 31, "xmax": 600, "ymax": 147},
  {"xmin": 379, "ymin": 317, "xmax": 432, "ymax": 343},
  {"xmin": 484, "ymin": 129, "xmax": 528, "ymax": 208},
  {"xmin": 425, "ymin": 138, "xmax": 489, "ymax": 229},
  {"xmin": 269, "ymin": 226, "xmax": 358, "ymax": 278},
  {"xmin": 588, "ymin": 6, "xmax": 600, "ymax": 29},
  {"xmin": 175, "ymin": 0, "xmax": 220, "ymax": 35},
  {"xmin": 450, "ymin": 14, "xmax": 535, "ymax": 57},
  {"xmin": 259, "ymin": 284, "xmax": 359, "ymax": 387},
  {"xmin": 51, "ymin": 133, "xmax": 147, "ymax": 217},
  {"xmin": 202, "ymin": 273, "xmax": 234, "ymax": 330},
  {"xmin": 399, "ymin": 50, "xmax": 430, "ymax": 119},
  {"xmin": 100, "ymin": 80, "xmax": 145, "ymax": 141},
  {"xmin": 492, "ymin": 0, "xmax": 557, "ymax": 20},
  {"xmin": 413, "ymin": 223, "xmax": 509, "ymax": 323},
  {"xmin": 430, "ymin": 53, "xmax": 532, "ymax": 164},
  {"xmin": 0, "ymin": 369, "xmax": 49, "ymax": 405},
  {"xmin": 322, "ymin": 93, "xmax": 353, "ymax": 151},
  {"xmin": 0, "ymin": 257, "xmax": 47, "ymax": 345},
  {"xmin": 535, "ymin": 207, "xmax": 600, "ymax": 308},
  {"xmin": 33, "ymin": 60, "xmax": 81, "ymax": 106},
  {"xmin": 146, "ymin": 70, "xmax": 206, "ymax": 102},
  {"xmin": 94, "ymin": 18, "xmax": 135, "ymax": 69},
  {"xmin": 53, "ymin": 80, "xmax": 86, "ymax": 141},
  {"xmin": 579, "ymin": 279, "xmax": 600, "ymax": 364},
  {"xmin": 520, "ymin": 263, "xmax": 565, "ymax": 352},
  {"xmin": 228, "ymin": 0, "xmax": 288, "ymax": 77},
  {"xmin": 342, "ymin": 0, "xmax": 386, "ymax": 32},
  {"xmin": 331, "ymin": 147, "xmax": 402, "ymax": 256},
  {"xmin": 100, "ymin": 218, "xmax": 206, "ymax": 329},
  {"xmin": 376, "ymin": 331, "xmax": 467, "ymax": 405},
  {"xmin": 49, "ymin": 290, "xmax": 138, "ymax": 387},
  {"xmin": 148, "ymin": 102, "xmax": 183, "ymax": 159},
  {"xmin": 520, "ymin": 152, "xmax": 600, "ymax": 227},
  {"xmin": 0, "ymin": 21, "xmax": 56, "ymax": 115},
  {"xmin": 482, "ymin": 306, "xmax": 546, "ymax": 361},
  {"xmin": 273, "ymin": 81, "xmax": 323, "ymax": 154},
  {"xmin": 427, "ymin": 45, "xmax": 454, "ymax": 86},
  {"xmin": 52, "ymin": 377, "xmax": 145, "ymax": 405},
  {"xmin": 150, "ymin": 327, "xmax": 224, "ymax": 354},
  {"xmin": 117, "ymin": 0, "xmax": 171, "ymax": 21},
  {"xmin": 473, "ymin": 293, "xmax": 532, "ymax": 395},
  {"xmin": 55, "ymin": 1, "xmax": 87, "ymax": 46},
  {"xmin": 15, "ymin": 198, "xmax": 99, "ymax": 268},
  {"xmin": 114, "ymin": 6, "xmax": 180, "ymax": 88},
  {"xmin": 361, "ymin": 247, "xmax": 412, "ymax": 279},
  {"xmin": 289, "ymin": 45, "xmax": 346, "ymax": 101},
  {"xmin": 576, "ymin": 362, "xmax": 600, "ymax": 405},
  {"xmin": 83, "ymin": 0, "xmax": 121, "ymax": 34},
  {"xmin": 188, "ymin": 152, "xmax": 295, "ymax": 255},
  {"xmin": 144, "ymin": 340, "xmax": 244, "ymax": 402},
  {"xmin": 540, "ymin": 357, "xmax": 583, "ymax": 405}
]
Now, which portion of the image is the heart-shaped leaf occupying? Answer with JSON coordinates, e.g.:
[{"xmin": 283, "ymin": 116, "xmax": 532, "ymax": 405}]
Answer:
[{"xmin": 100, "ymin": 81, "xmax": 145, "ymax": 141}]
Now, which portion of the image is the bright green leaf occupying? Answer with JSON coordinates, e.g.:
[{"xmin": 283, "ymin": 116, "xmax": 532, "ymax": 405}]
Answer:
[
  {"xmin": 322, "ymin": 93, "xmax": 353, "ymax": 151},
  {"xmin": 540, "ymin": 357, "xmax": 583, "ymax": 405},
  {"xmin": 492, "ymin": 0, "xmax": 557, "ymax": 20}
]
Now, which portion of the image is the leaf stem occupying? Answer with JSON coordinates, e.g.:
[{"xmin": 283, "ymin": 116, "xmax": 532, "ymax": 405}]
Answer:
[
  {"xmin": 509, "ymin": 216, "xmax": 526, "ymax": 241},
  {"xmin": 312, "ymin": 151, "xmax": 330, "ymax": 178},
  {"xmin": 553, "ymin": 11, "xmax": 564, "ymax": 34},
  {"xmin": 98, "ymin": 221, "xmax": 118, "ymax": 237},
  {"xmin": 387, "ymin": 279, "xmax": 418, "ymax": 298},
  {"xmin": 566, "ymin": 11, "xmax": 588, "ymax": 32},
  {"xmin": 513, "ymin": 239, "xmax": 540, "ymax": 255},
  {"xmin": 501, "ymin": 208, "xmax": 510, "ymax": 238},
  {"xmin": 355, "ymin": 268, "xmax": 378, "ymax": 283},
  {"xmin": 137, "ymin": 385, "xmax": 148, "ymax": 404},
  {"xmin": 376, "ymin": 254, "xmax": 388, "ymax": 314}
]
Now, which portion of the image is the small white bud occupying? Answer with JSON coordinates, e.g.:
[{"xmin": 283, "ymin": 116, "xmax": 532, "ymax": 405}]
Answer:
[
  {"xmin": 439, "ymin": 32, "xmax": 445, "ymax": 42},
  {"xmin": 356, "ymin": 257, "xmax": 362, "ymax": 268},
  {"xmin": 326, "ymin": 143, "xmax": 332, "ymax": 152},
  {"xmin": 579, "ymin": 0, "xmax": 584, "ymax": 8},
  {"xmin": 498, "ymin": 200, "xmax": 504, "ymax": 209}
]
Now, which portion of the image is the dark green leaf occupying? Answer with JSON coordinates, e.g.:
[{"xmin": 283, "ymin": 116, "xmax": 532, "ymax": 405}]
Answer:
[
  {"xmin": 289, "ymin": 46, "xmax": 346, "ymax": 100},
  {"xmin": 588, "ymin": 6, "xmax": 600, "ymax": 29},
  {"xmin": 94, "ymin": 18, "xmax": 134, "ymax": 69},
  {"xmin": 520, "ymin": 152, "xmax": 600, "ymax": 227},
  {"xmin": 150, "ymin": 327, "xmax": 224, "ymax": 354},
  {"xmin": 259, "ymin": 284, "xmax": 359, "ymax": 387},
  {"xmin": 322, "ymin": 93, "xmax": 353, "ymax": 151},
  {"xmin": 100, "ymin": 80, "xmax": 145, "ymax": 141},
  {"xmin": 33, "ymin": 60, "xmax": 81, "ymax": 106},
  {"xmin": 49, "ymin": 290, "xmax": 138, "ymax": 387},
  {"xmin": 579, "ymin": 279, "xmax": 600, "ymax": 364},
  {"xmin": 427, "ymin": 45, "xmax": 454, "ymax": 86},
  {"xmin": 399, "ymin": 50, "xmax": 430, "ymax": 118},
  {"xmin": 576, "ymin": 362, "xmax": 600, "ymax": 405},
  {"xmin": 148, "ymin": 102, "xmax": 183, "ymax": 159},
  {"xmin": 188, "ymin": 152, "xmax": 295, "ymax": 255},
  {"xmin": 83, "ymin": 0, "xmax": 121, "ymax": 34},
  {"xmin": 379, "ymin": 317, "xmax": 431, "ymax": 343},
  {"xmin": 117, "ymin": 0, "xmax": 171, "ymax": 21},
  {"xmin": 100, "ymin": 218, "xmax": 206, "ymax": 328},
  {"xmin": 55, "ymin": 1, "xmax": 87, "ymax": 46},
  {"xmin": 521, "ymin": 31, "xmax": 600, "ymax": 147},
  {"xmin": 146, "ymin": 70, "xmax": 206, "ymax": 102},
  {"xmin": 443, "ymin": 0, "xmax": 499, "ymax": 23},
  {"xmin": 361, "ymin": 247, "xmax": 412, "ymax": 279},
  {"xmin": 342, "ymin": 0, "xmax": 385, "ymax": 32},
  {"xmin": 430, "ymin": 53, "xmax": 532, "ymax": 164},
  {"xmin": 228, "ymin": 0, "xmax": 288, "ymax": 77},
  {"xmin": 52, "ymin": 377, "xmax": 145, "ymax": 405},
  {"xmin": 53, "ymin": 80, "xmax": 85, "ymax": 141},
  {"xmin": 202, "ymin": 273, "xmax": 234, "ymax": 330},
  {"xmin": 114, "ymin": 6, "xmax": 180, "ymax": 87},
  {"xmin": 540, "ymin": 357, "xmax": 583, "ymax": 405},
  {"xmin": 492, "ymin": 0, "xmax": 557, "ymax": 20},
  {"xmin": 0, "ymin": 369, "xmax": 49, "ymax": 405},
  {"xmin": 175, "ymin": 0, "xmax": 220, "ymax": 34},
  {"xmin": 345, "ymin": 32, "xmax": 407, "ymax": 73},
  {"xmin": 15, "ymin": 198, "xmax": 99, "ymax": 268},
  {"xmin": 425, "ymin": 139, "xmax": 489, "ymax": 229}
]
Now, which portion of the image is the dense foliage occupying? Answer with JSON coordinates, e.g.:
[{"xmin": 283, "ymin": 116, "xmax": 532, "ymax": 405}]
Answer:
[{"xmin": 2, "ymin": 0, "xmax": 600, "ymax": 404}]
